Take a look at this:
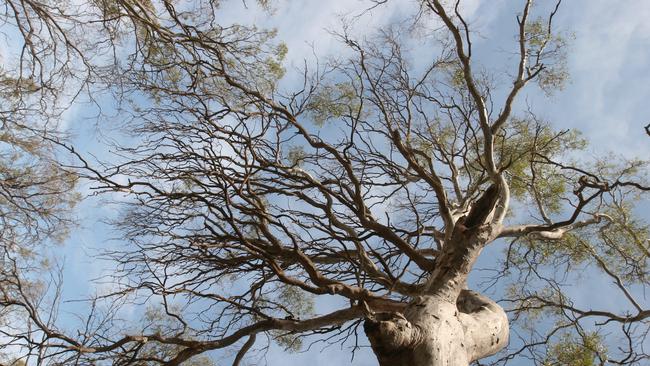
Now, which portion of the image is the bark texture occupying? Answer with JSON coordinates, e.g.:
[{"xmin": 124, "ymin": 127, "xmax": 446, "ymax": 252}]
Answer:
[
  {"xmin": 365, "ymin": 220, "xmax": 508, "ymax": 365},
  {"xmin": 365, "ymin": 290, "xmax": 508, "ymax": 366}
]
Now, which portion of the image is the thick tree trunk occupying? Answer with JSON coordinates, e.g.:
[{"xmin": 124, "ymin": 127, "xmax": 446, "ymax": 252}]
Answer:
[
  {"xmin": 364, "ymin": 290, "xmax": 508, "ymax": 366},
  {"xmin": 365, "ymin": 221, "xmax": 508, "ymax": 365}
]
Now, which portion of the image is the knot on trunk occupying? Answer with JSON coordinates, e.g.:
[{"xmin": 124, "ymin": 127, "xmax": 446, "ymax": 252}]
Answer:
[
  {"xmin": 364, "ymin": 312, "xmax": 421, "ymax": 351},
  {"xmin": 364, "ymin": 312, "xmax": 421, "ymax": 364}
]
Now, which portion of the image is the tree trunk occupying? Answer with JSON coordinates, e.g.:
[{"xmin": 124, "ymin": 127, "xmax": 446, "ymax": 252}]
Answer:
[
  {"xmin": 365, "ymin": 222, "xmax": 508, "ymax": 365},
  {"xmin": 364, "ymin": 290, "xmax": 508, "ymax": 366}
]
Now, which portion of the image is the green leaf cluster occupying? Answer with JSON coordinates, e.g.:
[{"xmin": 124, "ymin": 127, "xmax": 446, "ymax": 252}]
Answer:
[
  {"xmin": 498, "ymin": 118, "xmax": 586, "ymax": 213},
  {"xmin": 525, "ymin": 18, "xmax": 573, "ymax": 94},
  {"xmin": 543, "ymin": 332, "xmax": 606, "ymax": 366},
  {"xmin": 267, "ymin": 284, "xmax": 315, "ymax": 352},
  {"xmin": 306, "ymin": 82, "xmax": 359, "ymax": 126}
]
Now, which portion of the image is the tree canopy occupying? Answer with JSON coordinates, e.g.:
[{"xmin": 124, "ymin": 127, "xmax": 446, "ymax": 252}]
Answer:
[{"xmin": 0, "ymin": 1, "xmax": 648, "ymax": 365}]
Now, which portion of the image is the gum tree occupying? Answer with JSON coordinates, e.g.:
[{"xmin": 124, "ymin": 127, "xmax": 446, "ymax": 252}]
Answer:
[{"xmin": 1, "ymin": 0, "xmax": 648, "ymax": 365}]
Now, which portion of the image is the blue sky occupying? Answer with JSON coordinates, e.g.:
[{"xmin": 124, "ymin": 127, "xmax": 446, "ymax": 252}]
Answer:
[{"xmin": 49, "ymin": 1, "xmax": 650, "ymax": 365}]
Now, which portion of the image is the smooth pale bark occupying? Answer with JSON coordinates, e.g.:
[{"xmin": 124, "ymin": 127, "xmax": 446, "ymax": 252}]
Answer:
[
  {"xmin": 365, "ymin": 221, "xmax": 509, "ymax": 365},
  {"xmin": 365, "ymin": 290, "xmax": 508, "ymax": 366}
]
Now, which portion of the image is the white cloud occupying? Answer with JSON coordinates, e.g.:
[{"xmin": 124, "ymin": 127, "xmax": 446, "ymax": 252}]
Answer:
[{"xmin": 549, "ymin": 1, "xmax": 650, "ymax": 157}]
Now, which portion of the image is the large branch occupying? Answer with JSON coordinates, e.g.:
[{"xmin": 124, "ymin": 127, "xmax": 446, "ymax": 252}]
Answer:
[{"xmin": 498, "ymin": 215, "xmax": 603, "ymax": 239}]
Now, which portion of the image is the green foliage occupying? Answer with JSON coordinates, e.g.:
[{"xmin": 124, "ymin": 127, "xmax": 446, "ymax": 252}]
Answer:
[
  {"xmin": 266, "ymin": 284, "xmax": 314, "ymax": 352},
  {"xmin": 91, "ymin": 1, "xmax": 288, "ymax": 105},
  {"xmin": 595, "ymin": 201, "xmax": 649, "ymax": 283},
  {"xmin": 279, "ymin": 284, "xmax": 315, "ymax": 318},
  {"xmin": 130, "ymin": 306, "xmax": 216, "ymax": 365},
  {"xmin": 510, "ymin": 200, "xmax": 649, "ymax": 277},
  {"xmin": 497, "ymin": 118, "xmax": 586, "ymax": 214},
  {"xmin": 267, "ymin": 42, "xmax": 288, "ymax": 80},
  {"xmin": 274, "ymin": 332, "xmax": 304, "ymax": 352},
  {"xmin": 525, "ymin": 18, "xmax": 573, "ymax": 94},
  {"xmin": 0, "ymin": 69, "xmax": 79, "ymax": 253},
  {"xmin": 306, "ymin": 82, "xmax": 359, "ymax": 126},
  {"xmin": 0, "ymin": 134, "xmax": 79, "ymax": 249},
  {"xmin": 448, "ymin": 63, "xmax": 467, "ymax": 89},
  {"xmin": 537, "ymin": 62, "xmax": 569, "ymax": 95},
  {"xmin": 543, "ymin": 332, "xmax": 606, "ymax": 366},
  {"xmin": 413, "ymin": 120, "xmax": 456, "ymax": 152},
  {"xmin": 285, "ymin": 145, "xmax": 306, "ymax": 167},
  {"xmin": 92, "ymin": 0, "xmax": 123, "ymax": 19},
  {"xmin": 0, "ymin": 71, "xmax": 40, "ymax": 98}
]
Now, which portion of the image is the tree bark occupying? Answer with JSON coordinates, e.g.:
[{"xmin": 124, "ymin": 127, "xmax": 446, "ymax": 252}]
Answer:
[
  {"xmin": 365, "ymin": 223, "xmax": 508, "ymax": 365},
  {"xmin": 365, "ymin": 290, "xmax": 508, "ymax": 366}
]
